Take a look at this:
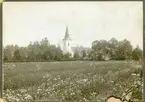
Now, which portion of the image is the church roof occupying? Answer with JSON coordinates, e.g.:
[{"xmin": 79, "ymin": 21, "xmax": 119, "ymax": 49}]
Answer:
[{"xmin": 64, "ymin": 25, "xmax": 71, "ymax": 40}]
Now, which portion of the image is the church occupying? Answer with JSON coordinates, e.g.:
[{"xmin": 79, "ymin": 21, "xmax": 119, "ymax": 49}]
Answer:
[{"xmin": 58, "ymin": 26, "xmax": 74, "ymax": 57}]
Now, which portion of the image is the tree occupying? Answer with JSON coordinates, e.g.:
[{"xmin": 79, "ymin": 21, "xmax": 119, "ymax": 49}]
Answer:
[
  {"xmin": 132, "ymin": 45, "xmax": 142, "ymax": 60},
  {"xmin": 82, "ymin": 50, "xmax": 86, "ymax": 58},
  {"xmin": 19, "ymin": 47, "xmax": 28, "ymax": 61},
  {"xmin": 54, "ymin": 47, "xmax": 63, "ymax": 61},
  {"xmin": 73, "ymin": 50, "xmax": 79, "ymax": 59},
  {"xmin": 115, "ymin": 39, "xmax": 133, "ymax": 60},
  {"xmin": 13, "ymin": 49, "xmax": 21, "ymax": 61},
  {"xmin": 108, "ymin": 38, "xmax": 119, "ymax": 60},
  {"xmin": 27, "ymin": 42, "xmax": 38, "ymax": 61},
  {"xmin": 90, "ymin": 40, "xmax": 109, "ymax": 60},
  {"xmin": 63, "ymin": 52, "xmax": 72, "ymax": 60},
  {"xmin": 39, "ymin": 38, "xmax": 51, "ymax": 61},
  {"xmin": 40, "ymin": 37, "xmax": 50, "ymax": 47},
  {"xmin": 4, "ymin": 45, "xmax": 15, "ymax": 61}
]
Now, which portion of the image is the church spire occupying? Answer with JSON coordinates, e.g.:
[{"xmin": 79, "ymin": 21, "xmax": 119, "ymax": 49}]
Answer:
[{"xmin": 64, "ymin": 25, "xmax": 70, "ymax": 39}]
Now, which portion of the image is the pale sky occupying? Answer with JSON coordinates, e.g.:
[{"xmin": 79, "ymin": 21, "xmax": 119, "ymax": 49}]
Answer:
[{"xmin": 3, "ymin": 1, "xmax": 143, "ymax": 49}]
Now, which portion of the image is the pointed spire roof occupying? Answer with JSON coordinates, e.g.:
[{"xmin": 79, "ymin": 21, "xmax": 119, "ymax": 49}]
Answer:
[{"xmin": 64, "ymin": 25, "xmax": 70, "ymax": 40}]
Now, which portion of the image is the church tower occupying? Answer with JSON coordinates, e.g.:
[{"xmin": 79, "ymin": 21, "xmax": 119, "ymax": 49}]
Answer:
[{"xmin": 62, "ymin": 26, "xmax": 74, "ymax": 56}]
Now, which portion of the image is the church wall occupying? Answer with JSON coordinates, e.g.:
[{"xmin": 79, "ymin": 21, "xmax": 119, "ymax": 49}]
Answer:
[{"xmin": 62, "ymin": 39, "xmax": 74, "ymax": 57}]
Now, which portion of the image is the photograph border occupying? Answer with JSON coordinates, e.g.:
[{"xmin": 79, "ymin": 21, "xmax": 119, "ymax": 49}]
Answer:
[
  {"xmin": 0, "ymin": 2, "xmax": 2, "ymax": 99},
  {"xmin": 143, "ymin": 0, "xmax": 144, "ymax": 102},
  {"xmin": 0, "ymin": 1, "xmax": 144, "ymax": 102}
]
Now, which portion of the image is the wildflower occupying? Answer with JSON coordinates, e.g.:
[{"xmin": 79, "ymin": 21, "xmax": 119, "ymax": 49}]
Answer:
[
  {"xmin": 83, "ymin": 98, "xmax": 88, "ymax": 101},
  {"xmin": 12, "ymin": 64, "xmax": 15, "ymax": 67},
  {"xmin": 24, "ymin": 94, "xmax": 33, "ymax": 100},
  {"xmin": 136, "ymin": 74, "xmax": 140, "ymax": 77},
  {"xmin": 19, "ymin": 89, "xmax": 27, "ymax": 93},
  {"xmin": 122, "ymin": 92, "xmax": 126, "ymax": 96},
  {"xmin": 82, "ymin": 79, "xmax": 88, "ymax": 82},
  {"xmin": 37, "ymin": 88, "xmax": 42, "ymax": 92},
  {"xmin": 110, "ymin": 81, "xmax": 114, "ymax": 83},
  {"xmin": 70, "ymin": 92, "xmax": 75, "ymax": 95},
  {"xmin": 137, "ymin": 81, "xmax": 141, "ymax": 85},
  {"xmin": 125, "ymin": 92, "xmax": 132, "ymax": 101},
  {"xmin": 91, "ymin": 92, "xmax": 97, "ymax": 96},
  {"xmin": 16, "ymin": 94, "xmax": 21, "ymax": 97},
  {"xmin": 131, "ymin": 73, "xmax": 136, "ymax": 76},
  {"xmin": 15, "ymin": 98, "xmax": 20, "ymax": 101},
  {"xmin": 54, "ymin": 78, "xmax": 57, "ymax": 81}
]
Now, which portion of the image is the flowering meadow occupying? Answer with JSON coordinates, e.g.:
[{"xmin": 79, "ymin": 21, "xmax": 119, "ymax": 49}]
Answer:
[{"xmin": 3, "ymin": 61, "xmax": 143, "ymax": 102}]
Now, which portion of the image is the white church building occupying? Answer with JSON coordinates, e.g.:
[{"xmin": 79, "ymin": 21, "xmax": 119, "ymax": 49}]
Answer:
[
  {"xmin": 58, "ymin": 26, "xmax": 91, "ymax": 58},
  {"xmin": 58, "ymin": 26, "xmax": 74, "ymax": 57}
]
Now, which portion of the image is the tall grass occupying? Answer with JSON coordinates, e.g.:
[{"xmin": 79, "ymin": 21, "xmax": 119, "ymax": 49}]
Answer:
[{"xmin": 3, "ymin": 61, "xmax": 142, "ymax": 102}]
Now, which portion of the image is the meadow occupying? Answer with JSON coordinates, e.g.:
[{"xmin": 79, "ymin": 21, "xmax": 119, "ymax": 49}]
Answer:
[{"xmin": 3, "ymin": 61, "xmax": 143, "ymax": 102}]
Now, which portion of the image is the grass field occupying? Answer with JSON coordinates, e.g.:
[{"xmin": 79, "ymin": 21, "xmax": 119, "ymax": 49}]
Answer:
[{"xmin": 3, "ymin": 61, "xmax": 143, "ymax": 102}]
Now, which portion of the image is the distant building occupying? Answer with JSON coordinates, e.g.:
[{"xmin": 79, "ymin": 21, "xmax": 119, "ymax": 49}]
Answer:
[
  {"xmin": 58, "ymin": 26, "xmax": 91, "ymax": 57},
  {"xmin": 59, "ymin": 26, "xmax": 74, "ymax": 57}
]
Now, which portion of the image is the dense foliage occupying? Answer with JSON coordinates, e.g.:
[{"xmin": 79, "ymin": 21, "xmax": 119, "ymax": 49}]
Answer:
[{"xmin": 3, "ymin": 37, "xmax": 142, "ymax": 62}]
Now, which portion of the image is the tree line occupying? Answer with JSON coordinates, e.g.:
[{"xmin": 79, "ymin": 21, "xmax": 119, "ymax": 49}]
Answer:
[{"xmin": 3, "ymin": 37, "xmax": 142, "ymax": 62}]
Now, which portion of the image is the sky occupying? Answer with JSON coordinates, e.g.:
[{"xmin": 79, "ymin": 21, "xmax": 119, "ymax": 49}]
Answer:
[{"xmin": 3, "ymin": 1, "xmax": 143, "ymax": 49}]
